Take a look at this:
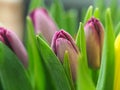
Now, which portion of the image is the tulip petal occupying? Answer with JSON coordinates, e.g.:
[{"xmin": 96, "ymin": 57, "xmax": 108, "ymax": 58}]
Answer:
[
  {"xmin": 30, "ymin": 8, "xmax": 58, "ymax": 44},
  {"xmin": 6, "ymin": 30, "xmax": 28, "ymax": 67},
  {"xmin": 51, "ymin": 30, "xmax": 79, "ymax": 81},
  {"xmin": 56, "ymin": 38, "xmax": 78, "ymax": 80},
  {"xmin": 84, "ymin": 17, "xmax": 104, "ymax": 69},
  {"xmin": 0, "ymin": 27, "xmax": 28, "ymax": 67}
]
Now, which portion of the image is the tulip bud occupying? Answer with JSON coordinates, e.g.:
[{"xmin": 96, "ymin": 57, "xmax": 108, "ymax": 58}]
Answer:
[
  {"xmin": 51, "ymin": 30, "xmax": 79, "ymax": 80},
  {"xmin": 0, "ymin": 27, "xmax": 28, "ymax": 67},
  {"xmin": 84, "ymin": 17, "xmax": 104, "ymax": 69},
  {"xmin": 30, "ymin": 8, "xmax": 58, "ymax": 44}
]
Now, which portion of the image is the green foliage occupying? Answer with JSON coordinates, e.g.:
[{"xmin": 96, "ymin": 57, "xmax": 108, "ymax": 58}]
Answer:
[
  {"xmin": 84, "ymin": 5, "xmax": 93, "ymax": 24},
  {"xmin": 76, "ymin": 23, "xmax": 95, "ymax": 90},
  {"xmin": 96, "ymin": 8, "xmax": 115, "ymax": 90},
  {"xmin": 50, "ymin": 0, "xmax": 78, "ymax": 36},
  {"xmin": 63, "ymin": 10, "xmax": 78, "ymax": 36},
  {"xmin": 36, "ymin": 36, "xmax": 71, "ymax": 90},
  {"xmin": 63, "ymin": 51, "xmax": 75, "ymax": 90},
  {"xmin": 115, "ymin": 22, "xmax": 120, "ymax": 37},
  {"xmin": 26, "ymin": 17, "xmax": 45, "ymax": 90},
  {"xmin": 50, "ymin": 0, "xmax": 65, "ymax": 29},
  {"xmin": 29, "ymin": 0, "xmax": 44, "ymax": 13},
  {"xmin": 93, "ymin": 8, "xmax": 100, "ymax": 19},
  {"xmin": 0, "ymin": 42, "xmax": 32, "ymax": 90},
  {"xmin": 94, "ymin": 0, "xmax": 120, "ymax": 25}
]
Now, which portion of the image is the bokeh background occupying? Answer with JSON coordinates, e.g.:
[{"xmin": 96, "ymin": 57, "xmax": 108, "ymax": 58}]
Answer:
[{"xmin": 0, "ymin": 0, "xmax": 120, "ymax": 40}]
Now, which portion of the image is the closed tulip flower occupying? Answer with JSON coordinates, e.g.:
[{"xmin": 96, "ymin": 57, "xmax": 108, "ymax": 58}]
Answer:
[
  {"xmin": 30, "ymin": 8, "xmax": 58, "ymax": 44},
  {"xmin": 84, "ymin": 17, "xmax": 104, "ymax": 69},
  {"xmin": 0, "ymin": 27, "xmax": 28, "ymax": 67},
  {"xmin": 51, "ymin": 30, "xmax": 79, "ymax": 80},
  {"xmin": 114, "ymin": 34, "xmax": 120, "ymax": 90}
]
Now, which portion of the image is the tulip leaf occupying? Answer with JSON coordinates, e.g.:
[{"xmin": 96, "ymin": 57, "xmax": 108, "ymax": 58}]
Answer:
[
  {"xmin": 110, "ymin": 0, "xmax": 118, "ymax": 24},
  {"xmin": 76, "ymin": 22, "xmax": 87, "ymax": 63},
  {"xmin": 50, "ymin": 0, "xmax": 65, "ymax": 29},
  {"xmin": 76, "ymin": 22, "xmax": 95, "ymax": 90},
  {"xmin": 63, "ymin": 51, "xmax": 75, "ymax": 90},
  {"xmin": 50, "ymin": 0, "xmax": 78, "ymax": 36},
  {"xmin": 94, "ymin": 0, "xmax": 105, "ymax": 12},
  {"xmin": 93, "ymin": 8, "xmax": 100, "ymax": 19},
  {"xmin": 26, "ymin": 17, "xmax": 45, "ymax": 90},
  {"xmin": 64, "ymin": 10, "xmax": 78, "ymax": 36},
  {"xmin": 76, "ymin": 23, "xmax": 81, "ymax": 50},
  {"xmin": 115, "ymin": 22, "xmax": 120, "ymax": 37},
  {"xmin": 29, "ymin": 0, "xmax": 44, "ymax": 13},
  {"xmin": 93, "ymin": 0, "xmax": 105, "ymax": 24},
  {"xmin": 36, "ymin": 36, "xmax": 71, "ymax": 90},
  {"xmin": 84, "ymin": 5, "xmax": 93, "ymax": 24},
  {"xmin": 77, "ymin": 55, "xmax": 95, "ymax": 90},
  {"xmin": 115, "ymin": 9, "xmax": 120, "ymax": 25},
  {"xmin": 0, "ymin": 42, "xmax": 32, "ymax": 90},
  {"xmin": 96, "ymin": 8, "xmax": 115, "ymax": 90},
  {"xmin": 0, "ymin": 78, "xmax": 3, "ymax": 90}
]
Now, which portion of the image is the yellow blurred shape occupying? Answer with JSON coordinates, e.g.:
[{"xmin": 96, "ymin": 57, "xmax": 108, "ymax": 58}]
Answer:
[{"xmin": 114, "ymin": 33, "xmax": 120, "ymax": 90}]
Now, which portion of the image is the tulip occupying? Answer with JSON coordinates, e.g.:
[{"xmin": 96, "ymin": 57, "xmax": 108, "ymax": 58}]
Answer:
[
  {"xmin": 30, "ymin": 8, "xmax": 58, "ymax": 44},
  {"xmin": 0, "ymin": 27, "xmax": 28, "ymax": 67},
  {"xmin": 51, "ymin": 30, "xmax": 79, "ymax": 80},
  {"xmin": 114, "ymin": 34, "xmax": 120, "ymax": 90},
  {"xmin": 84, "ymin": 17, "xmax": 104, "ymax": 69}
]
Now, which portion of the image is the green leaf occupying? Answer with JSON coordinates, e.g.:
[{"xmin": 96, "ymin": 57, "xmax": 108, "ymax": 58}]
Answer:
[
  {"xmin": 36, "ymin": 36, "xmax": 71, "ymax": 90},
  {"xmin": 96, "ymin": 8, "xmax": 115, "ymax": 90},
  {"xmin": 64, "ymin": 10, "xmax": 78, "ymax": 36},
  {"xmin": 94, "ymin": 0, "xmax": 105, "ymax": 17},
  {"xmin": 115, "ymin": 8, "xmax": 120, "ymax": 25},
  {"xmin": 50, "ymin": 0, "xmax": 65, "ymax": 28},
  {"xmin": 84, "ymin": 5, "xmax": 93, "ymax": 24},
  {"xmin": 0, "ymin": 42, "xmax": 32, "ymax": 90},
  {"xmin": 115, "ymin": 22, "xmax": 120, "ymax": 37},
  {"xmin": 110, "ymin": 0, "xmax": 118, "ymax": 24},
  {"xmin": 63, "ymin": 51, "xmax": 75, "ymax": 90},
  {"xmin": 76, "ymin": 22, "xmax": 87, "ymax": 62},
  {"xmin": 29, "ymin": 0, "xmax": 44, "ymax": 13},
  {"xmin": 93, "ymin": 8, "xmax": 100, "ymax": 19},
  {"xmin": 93, "ymin": 0, "xmax": 105, "ymax": 24},
  {"xmin": 77, "ymin": 55, "xmax": 95, "ymax": 90},
  {"xmin": 91, "ymin": 69, "xmax": 99, "ymax": 86},
  {"xmin": 76, "ymin": 23, "xmax": 95, "ymax": 90},
  {"xmin": 76, "ymin": 23, "xmax": 81, "ymax": 50},
  {"xmin": 26, "ymin": 17, "xmax": 45, "ymax": 90},
  {"xmin": 0, "ymin": 79, "xmax": 3, "ymax": 90}
]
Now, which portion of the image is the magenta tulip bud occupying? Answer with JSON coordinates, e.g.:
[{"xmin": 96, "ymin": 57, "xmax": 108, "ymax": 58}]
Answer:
[
  {"xmin": 30, "ymin": 8, "xmax": 58, "ymax": 44},
  {"xmin": 84, "ymin": 17, "xmax": 104, "ymax": 69},
  {"xmin": 0, "ymin": 27, "xmax": 28, "ymax": 67},
  {"xmin": 51, "ymin": 30, "xmax": 79, "ymax": 80}
]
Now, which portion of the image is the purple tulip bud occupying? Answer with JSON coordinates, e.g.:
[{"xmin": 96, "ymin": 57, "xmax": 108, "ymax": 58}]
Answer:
[
  {"xmin": 51, "ymin": 30, "xmax": 79, "ymax": 80},
  {"xmin": 30, "ymin": 8, "xmax": 58, "ymax": 44},
  {"xmin": 84, "ymin": 17, "xmax": 104, "ymax": 69},
  {"xmin": 0, "ymin": 27, "xmax": 28, "ymax": 67}
]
